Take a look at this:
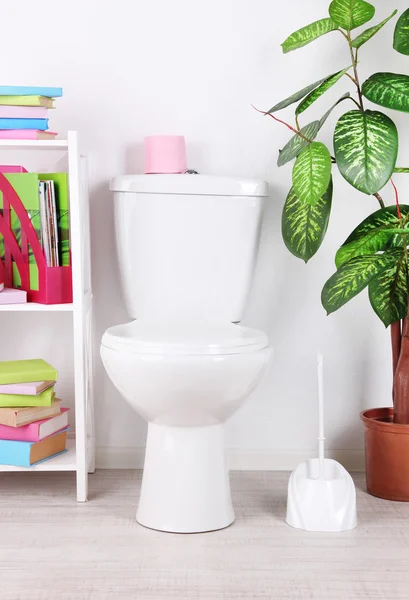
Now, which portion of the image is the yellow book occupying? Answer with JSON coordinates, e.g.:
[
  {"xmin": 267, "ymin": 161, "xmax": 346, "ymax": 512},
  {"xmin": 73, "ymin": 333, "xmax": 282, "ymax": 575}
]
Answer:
[
  {"xmin": 0, "ymin": 359, "xmax": 57, "ymax": 385},
  {"xmin": 0, "ymin": 387, "xmax": 55, "ymax": 408},
  {"xmin": 0, "ymin": 96, "xmax": 55, "ymax": 108}
]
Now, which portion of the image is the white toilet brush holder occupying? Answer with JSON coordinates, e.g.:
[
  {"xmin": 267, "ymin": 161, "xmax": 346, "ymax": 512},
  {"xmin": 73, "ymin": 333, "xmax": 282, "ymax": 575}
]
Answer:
[{"xmin": 286, "ymin": 353, "xmax": 357, "ymax": 532}]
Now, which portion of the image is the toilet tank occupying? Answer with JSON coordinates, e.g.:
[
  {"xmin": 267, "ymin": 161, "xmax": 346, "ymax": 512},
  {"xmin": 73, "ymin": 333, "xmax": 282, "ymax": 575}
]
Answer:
[{"xmin": 110, "ymin": 175, "xmax": 269, "ymax": 321}]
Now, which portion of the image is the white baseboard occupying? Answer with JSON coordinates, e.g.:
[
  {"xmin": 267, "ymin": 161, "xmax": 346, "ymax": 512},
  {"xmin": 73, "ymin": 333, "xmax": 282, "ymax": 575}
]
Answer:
[{"xmin": 96, "ymin": 446, "xmax": 365, "ymax": 472}]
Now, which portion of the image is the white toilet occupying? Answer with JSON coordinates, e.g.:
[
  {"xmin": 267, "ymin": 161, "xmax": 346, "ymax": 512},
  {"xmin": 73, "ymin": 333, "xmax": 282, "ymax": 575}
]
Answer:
[{"xmin": 101, "ymin": 174, "xmax": 271, "ymax": 533}]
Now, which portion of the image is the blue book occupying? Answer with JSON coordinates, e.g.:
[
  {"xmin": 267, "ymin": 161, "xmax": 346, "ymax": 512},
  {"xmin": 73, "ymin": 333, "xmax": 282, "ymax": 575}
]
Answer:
[
  {"xmin": 0, "ymin": 86, "xmax": 62, "ymax": 98},
  {"xmin": 0, "ymin": 118, "xmax": 48, "ymax": 130},
  {"xmin": 0, "ymin": 429, "xmax": 67, "ymax": 467}
]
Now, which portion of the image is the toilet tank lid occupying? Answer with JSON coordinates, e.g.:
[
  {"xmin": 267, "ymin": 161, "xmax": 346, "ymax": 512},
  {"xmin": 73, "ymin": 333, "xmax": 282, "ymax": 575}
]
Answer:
[{"xmin": 110, "ymin": 174, "xmax": 269, "ymax": 197}]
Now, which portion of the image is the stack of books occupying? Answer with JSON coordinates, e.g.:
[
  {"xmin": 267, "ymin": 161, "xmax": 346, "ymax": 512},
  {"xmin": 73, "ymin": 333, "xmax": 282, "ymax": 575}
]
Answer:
[
  {"xmin": 0, "ymin": 86, "xmax": 62, "ymax": 140},
  {"xmin": 0, "ymin": 359, "xmax": 69, "ymax": 466}
]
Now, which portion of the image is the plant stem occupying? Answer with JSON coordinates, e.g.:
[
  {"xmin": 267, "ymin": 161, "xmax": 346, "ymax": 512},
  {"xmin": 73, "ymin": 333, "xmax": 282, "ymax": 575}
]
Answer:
[
  {"xmin": 347, "ymin": 33, "xmax": 364, "ymax": 111},
  {"xmin": 394, "ymin": 167, "xmax": 409, "ymax": 173},
  {"xmin": 373, "ymin": 192, "xmax": 385, "ymax": 209},
  {"xmin": 391, "ymin": 178, "xmax": 402, "ymax": 219},
  {"xmin": 347, "ymin": 96, "xmax": 362, "ymax": 109},
  {"xmin": 251, "ymin": 105, "xmax": 324, "ymax": 148},
  {"xmin": 391, "ymin": 321, "xmax": 402, "ymax": 379},
  {"xmin": 345, "ymin": 72, "xmax": 358, "ymax": 86},
  {"xmin": 251, "ymin": 105, "xmax": 313, "ymax": 143}
]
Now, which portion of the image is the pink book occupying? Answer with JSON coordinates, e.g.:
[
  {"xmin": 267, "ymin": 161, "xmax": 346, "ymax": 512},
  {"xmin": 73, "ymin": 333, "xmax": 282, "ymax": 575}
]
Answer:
[
  {"xmin": 0, "ymin": 288, "xmax": 27, "ymax": 304},
  {"xmin": 0, "ymin": 380, "xmax": 54, "ymax": 395},
  {"xmin": 0, "ymin": 106, "xmax": 48, "ymax": 119},
  {"xmin": 0, "ymin": 130, "xmax": 57, "ymax": 140},
  {"xmin": 0, "ymin": 408, "xmax": 69, "ymax": 442}
]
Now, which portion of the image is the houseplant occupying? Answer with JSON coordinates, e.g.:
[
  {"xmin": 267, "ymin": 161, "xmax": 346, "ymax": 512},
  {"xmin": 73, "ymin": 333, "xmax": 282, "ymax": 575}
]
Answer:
[{"xmin": 259, "ymin": 1, "xmax": 409, "ymax": 500}]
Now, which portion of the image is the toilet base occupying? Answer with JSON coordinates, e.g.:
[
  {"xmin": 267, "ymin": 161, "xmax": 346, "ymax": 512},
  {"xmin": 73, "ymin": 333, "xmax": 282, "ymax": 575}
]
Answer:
[{"xmin": 137, "ymin": 422, "xmax": 235, "ymax": 533}]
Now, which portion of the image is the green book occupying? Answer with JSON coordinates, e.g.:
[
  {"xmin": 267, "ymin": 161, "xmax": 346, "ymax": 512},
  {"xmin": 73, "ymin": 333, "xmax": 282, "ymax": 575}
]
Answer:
[
  {"xmin": 0, "ymin": 96, "xmax": 55, "ymax": 108},
  {"xmin": 0, "ymin": 387, "xmax": 55, "ymax": 408},
  {"xmin": 39, "ymin": 173, "xmax": 70, "ymax": 266},
  {"xmin": 0, "ymin": 359, "xmax": 57, "ymax": 385}
]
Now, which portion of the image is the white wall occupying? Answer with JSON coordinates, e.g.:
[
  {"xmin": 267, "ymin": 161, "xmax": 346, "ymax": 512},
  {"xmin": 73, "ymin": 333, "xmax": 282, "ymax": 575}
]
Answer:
[{"xmin": 2, "ymin": 0, "xmax": 409, "ymax": 469}]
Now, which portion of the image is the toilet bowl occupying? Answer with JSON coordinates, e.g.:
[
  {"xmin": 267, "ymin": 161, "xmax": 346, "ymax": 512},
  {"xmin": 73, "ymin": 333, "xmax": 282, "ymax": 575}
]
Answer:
[
  {"xmin": 101, "ymin": 320, "xmax": 270, "ymax": 532},
  {"xmin": 102, "ymin": 174, "xmax": 270, "ymax": 532}
]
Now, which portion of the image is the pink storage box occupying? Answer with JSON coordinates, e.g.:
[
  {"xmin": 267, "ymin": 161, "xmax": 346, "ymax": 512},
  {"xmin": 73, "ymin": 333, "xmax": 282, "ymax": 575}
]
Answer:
[
  {"xmin": 144, "ymin": 135, "xmax": 187, "ymax": 174},
  {"xmin": 0, "ymin": 166, "xmax": 28, "ymax": 173}
]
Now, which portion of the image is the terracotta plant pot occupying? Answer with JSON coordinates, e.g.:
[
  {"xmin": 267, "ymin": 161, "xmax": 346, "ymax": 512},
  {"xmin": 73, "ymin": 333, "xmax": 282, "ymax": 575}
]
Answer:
[{"xmin": 361, "ymin": 407, "xmax": 409, "ymax": 501}]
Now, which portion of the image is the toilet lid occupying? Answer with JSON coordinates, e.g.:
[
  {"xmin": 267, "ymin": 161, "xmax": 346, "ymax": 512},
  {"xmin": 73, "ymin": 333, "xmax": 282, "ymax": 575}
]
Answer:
[{"xmin": 101, "ymin": 321, "xmax": 269, "ymax": 355}]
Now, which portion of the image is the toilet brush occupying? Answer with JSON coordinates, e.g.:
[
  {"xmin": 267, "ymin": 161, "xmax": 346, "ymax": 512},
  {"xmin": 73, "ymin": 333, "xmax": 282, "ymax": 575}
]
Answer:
[{"xmin": 285, "ymin": 352, "xmax": 357, "ymax": 532}]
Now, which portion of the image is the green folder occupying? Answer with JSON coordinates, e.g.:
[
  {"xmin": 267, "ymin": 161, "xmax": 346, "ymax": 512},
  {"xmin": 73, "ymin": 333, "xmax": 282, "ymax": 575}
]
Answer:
[
  {"xmin": 0, "ymin": 359, "xmax": 57, "ymax": 385},
  {"xmin": 0, "ymin": 387, "xmax": 55, "ymax": 408}
]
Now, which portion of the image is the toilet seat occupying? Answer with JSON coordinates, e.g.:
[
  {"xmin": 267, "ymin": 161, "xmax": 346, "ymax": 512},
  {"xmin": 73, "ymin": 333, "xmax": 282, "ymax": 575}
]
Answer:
[{"xmin": 101, "ymin": 321, "xmax": 268, "ymax": 355}]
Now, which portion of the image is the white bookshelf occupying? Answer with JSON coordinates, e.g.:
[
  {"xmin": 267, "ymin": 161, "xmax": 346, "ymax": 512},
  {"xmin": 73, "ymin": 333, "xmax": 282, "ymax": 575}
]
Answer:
[{"xmin": 0, "ymin": 132, "xmax": 95, "ymax": 500}]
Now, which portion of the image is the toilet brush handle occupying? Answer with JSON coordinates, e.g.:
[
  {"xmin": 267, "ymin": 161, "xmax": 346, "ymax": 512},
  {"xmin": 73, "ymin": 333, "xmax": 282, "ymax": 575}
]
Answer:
[{"xmin": 317, "ymin": 352, "xmax": 325, "ymax": 479}]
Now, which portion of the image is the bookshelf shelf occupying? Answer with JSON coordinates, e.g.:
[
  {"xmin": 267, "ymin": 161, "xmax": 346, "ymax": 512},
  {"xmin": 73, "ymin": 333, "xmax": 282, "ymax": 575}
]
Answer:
[
  {"xmin": 0, "ymin": 139, "xmax": 69, "ymax": 150},
  {"xmin": 0, "ymin": 302, "xmax": 74, "ymax": 312},
  {"xmin": 0, "ymin": 132, "xmax": 95, "ymax": 499}
]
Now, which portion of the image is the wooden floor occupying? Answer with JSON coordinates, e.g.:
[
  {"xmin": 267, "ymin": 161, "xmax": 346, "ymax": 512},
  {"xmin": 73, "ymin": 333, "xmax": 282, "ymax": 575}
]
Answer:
[{"xmin": 1, "ymin": 471, "xmax": 409, "ymax": 599}]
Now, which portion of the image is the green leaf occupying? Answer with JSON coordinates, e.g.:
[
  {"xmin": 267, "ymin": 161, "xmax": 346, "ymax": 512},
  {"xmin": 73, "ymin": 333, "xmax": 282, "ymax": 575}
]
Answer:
[
  {"xmin": 292, "ymin": 142, "xmax": 332, "ymax": 205},
  {"xmin": 329, "ymin": 0, "xmax": 375, "ymax": 30},
  {"xmin": 334, "ymin": 109, "xmax": 398, "ymax": 195},
  {"xmin": 369, "ymin": 252, "xmax": 408, "ymax": 326},
  {"xmin": 322, "ymin": 251, "xmax": 401, "ymax": 315},
  {"xmin": 277, "ymin": 121, "xmax": 320, "ymax": 167},
  {"xmin": 394, "ymin": 167, "xmax": 409, "ymax": 173},
  {"xmin": 319, "ymin": 93, "xmax": 351, "ymax": 128},
  {"xmin": 267, "ymin": 76, "xmax": 330, "ymax": 114},
  {"xmin": 336, "ymin": 205, "xmax": 409, "ymax": 266},
  {"xmin": 281, "ymin": 18, "xmax": 339, "ymax": 53},
  {"xmin": 296, "ymin": 66, "xmax": 352, "ymax": 116},
  {"xmin": 394, "ymin": 8, "xmax": 409, "ymax": 55},
  {"xmin": 362, "ymin": 72, "xmax": 409, "ymax": 113},
  {"xmin": 282, "ymin": 180, "xmax": 333, "ymax": 262},
  {"xmin": 351, "ymin": 10, "xmax": 398, "ymax": 48},
  {"xmin": 335, "ymin": 229, "xmax": 394, "ymax": 268}
]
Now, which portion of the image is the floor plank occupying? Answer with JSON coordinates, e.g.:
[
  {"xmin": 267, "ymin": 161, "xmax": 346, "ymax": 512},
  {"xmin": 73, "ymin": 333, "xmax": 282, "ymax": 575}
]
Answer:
[{"xmin": 0, "ymin": 471, "xmax": 409, "ymax": 599}]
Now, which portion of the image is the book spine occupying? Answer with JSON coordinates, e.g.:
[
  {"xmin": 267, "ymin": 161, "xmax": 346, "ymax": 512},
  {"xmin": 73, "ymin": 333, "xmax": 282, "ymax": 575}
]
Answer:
[
  {"xmin": 0, "ymin": 422, "xmax": 38, "ymax": 442},
  {"xmin": 0, "ymin": 130, "xmax": 38, "ymax": 139},
  {"xmin": 0, "ymin": 118, "xmax": 49, "ymax": 130},
  {"xmin": 0, "ymin": 439, "xmax": 31, "ymax": 467}
]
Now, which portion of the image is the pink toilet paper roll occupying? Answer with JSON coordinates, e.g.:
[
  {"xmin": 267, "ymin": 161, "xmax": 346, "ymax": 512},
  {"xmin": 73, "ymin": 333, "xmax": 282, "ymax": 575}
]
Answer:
[{"xmin": 144, "ymin": 135, "xmax": 187, "ymax": 174}]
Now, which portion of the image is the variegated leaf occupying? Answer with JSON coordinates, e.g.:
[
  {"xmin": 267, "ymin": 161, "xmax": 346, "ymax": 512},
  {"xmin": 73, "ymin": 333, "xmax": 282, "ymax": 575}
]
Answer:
[
  {"xmin": 352, "ymin": 10, "xmax": 398, "ymax": 48},
  {"xmin": 282, "ymin": 180, "xmax": 332, "ymax": 263},
  {"xmin": 292, "ymin": 142, "xmax": 332, "ymax": 205},
  {"xmin": 394, "ymin": 8, "xmax": 409, "ymax": 55},
  {"xmin": 334, "ymin": 110, "xmax": 398, "ymax": 194},
  {"xmin": 335, "ymin": 229, "xmax": 394, "ymax": 268},
  {"xmin": 267, "ymin": 75, "xmax": 330, "ymax": 114},
  {"xmin": 335, "ymin": 205, "xmax": 409, "ymax": 267},
  {"xmin": 341, "ymin": 206, "xmax": 409, "ymax": 244},
  {"xmin": 277, "ymin": 121, "xmax": 320, "ymax": 167},
  {"xmin": 329, "ymin": 0, "xmax": 375, "ymax": 31},
  {"xmin": 282, "ymin": 18, "xmax": 338, "ymax": 54},
  {"xmin": 296, "ymin": 66, "xmax": 352, "ymax": 115},
  {"xmin": 362, "ymin": 73, "xmax": 409, "ymax": 113},
  {"xmin": 369, "ymin": 252, "xmax": 408, "ymax": 327},
  {"xmin": 322, "ymin": 250, "xmax": 402, "ymax": 315}
]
